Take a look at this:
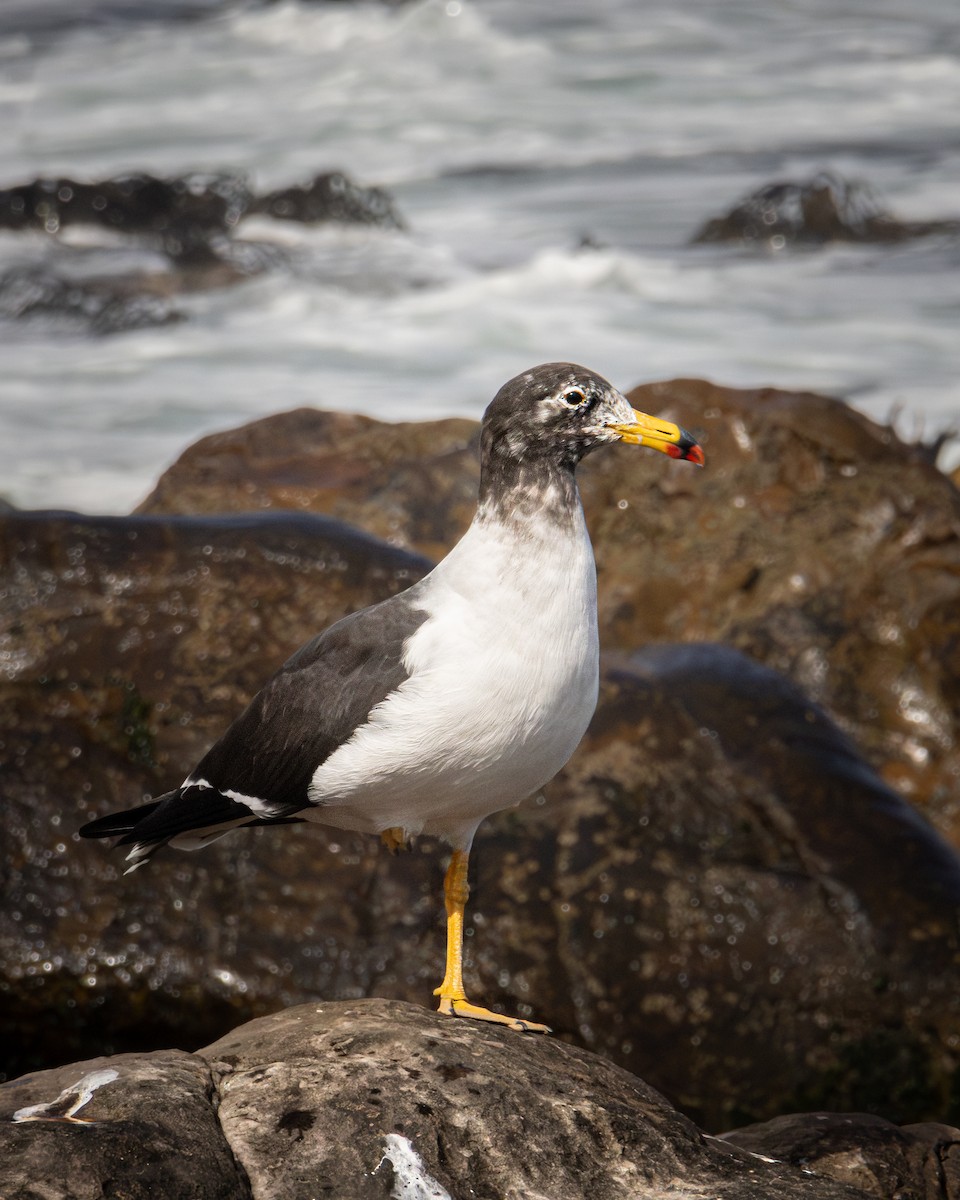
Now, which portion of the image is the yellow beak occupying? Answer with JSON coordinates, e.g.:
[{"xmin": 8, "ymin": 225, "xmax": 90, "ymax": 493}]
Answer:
[{"xmin": 608, "ymin": 410, "xmax": 704, "ymax": 465}]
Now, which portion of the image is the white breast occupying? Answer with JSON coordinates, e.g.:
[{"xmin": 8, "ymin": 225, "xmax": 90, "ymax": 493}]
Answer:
[{"xmin": 307, "ymin": 499, "xmax": 599, "ymax": 849}]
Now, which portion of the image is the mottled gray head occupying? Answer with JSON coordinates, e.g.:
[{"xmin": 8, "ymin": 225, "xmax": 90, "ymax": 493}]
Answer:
[{"xmin": 481, "ymin": 362, "xmax": 703, "ymax": 472}]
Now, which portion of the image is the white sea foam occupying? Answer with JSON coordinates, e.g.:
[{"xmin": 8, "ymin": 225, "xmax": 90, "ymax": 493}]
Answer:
[{"xmin": 1, "ymin": 0, "xmax": 958, "ymax": 512}]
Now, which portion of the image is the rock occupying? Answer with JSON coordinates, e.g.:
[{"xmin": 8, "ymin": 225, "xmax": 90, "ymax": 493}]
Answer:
[
  {"xmin": 248, "ymin": 171, "xmax": 406, "ymax": 229},
  {"xmin": 723, "ymin": 1111, "xmax": 960, "ymax": 1200},
  {"xmin": 593, "ymin": 379, "xmax": 960, "ymax": 845},
  {"xmin": 4, "ymin": 388, "xmax": 960, "ymax": 1131},
  {"xmin": 136, "ymin": 407, "xmax": 480, "ymax": 561},
  {"xmin": 692, "ymin": 170, "xmax": 960, "ymax": 247},
  {"xmin": 0, "ymin": 998, "xmax": 873, "ymax": 1200},
  {"xmin": 0, "ymin": 1048, "xmax": 246, "ymax": 1200},
  {"xmin": 0, "ymin": 169, "xmax": 408, "ymax": 327},
  {"xmin": 0, "ymin": 266, "xmax": 183, "ymax": 334},
  {"xmin": 5, "ymin": 605, "xmax": 960, "ymax": 1126},
  {"xmin": 0, "ymin": 171, "xmax": 251, "ymax": 263},
  {"xmin": 0, "ymin": 169, "xmax": 406, "ymax": 249},
  {"xmin": 0, "ymin": 507, "xmax": 430, "ymax": 761},
  {"xmin": 0, "ymin": 508, "xmax": 431, "ymax": 1077},
  {"xmin": 501, "ymin": 646, "xmax": 960, "ymax": 1129},
  {"xmin": 138, "ymin": 383, "xmax": 960, "ymax": 842}
]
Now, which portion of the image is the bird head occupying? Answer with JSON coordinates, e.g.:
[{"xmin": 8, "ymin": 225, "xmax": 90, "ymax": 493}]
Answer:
[{"xmin": 481, "ymin": 362, "xmax": 704, "ymax": 469}]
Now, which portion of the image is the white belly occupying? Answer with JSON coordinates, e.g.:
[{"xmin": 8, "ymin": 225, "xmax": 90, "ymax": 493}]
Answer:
[{"xmin": 307, "ymin": 505, "xmax": 599, "ymax": 848}]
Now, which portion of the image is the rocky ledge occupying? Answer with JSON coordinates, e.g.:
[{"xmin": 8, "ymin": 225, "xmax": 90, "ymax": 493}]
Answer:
[
  {"xmin": 2, "ymin": 379, "xmax": 960, "ymax": 1134},
  {"xmin": 3, "ymin": 998, "xmax": 957, "ymax": 1200}
]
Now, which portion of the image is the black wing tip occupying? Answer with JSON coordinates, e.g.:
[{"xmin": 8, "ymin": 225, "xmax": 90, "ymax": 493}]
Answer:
[
  {"xmin": 79, "ymin": 798, "xmax": 163, "ymax": 840},
  {"xmin": 79, "ymin": 788, "xmax": 307, "ymax": 873}
]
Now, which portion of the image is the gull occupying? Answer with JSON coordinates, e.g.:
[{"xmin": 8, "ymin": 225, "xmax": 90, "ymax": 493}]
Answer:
[{"xmin": 81, "ymin": 362, "xmax": 703, "ymax": 1032}]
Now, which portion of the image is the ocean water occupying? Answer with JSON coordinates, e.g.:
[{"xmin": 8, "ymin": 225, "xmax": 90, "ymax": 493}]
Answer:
[{"xmin": 1, "ymin": 0, "xmax": 959, "ymax": 512}]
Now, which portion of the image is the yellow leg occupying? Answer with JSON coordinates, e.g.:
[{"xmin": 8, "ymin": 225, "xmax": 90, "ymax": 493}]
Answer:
[
  {"xmin": 380, "ymin": 826, "xmax": 410, "ymax": 854},
  {"xmin": 433, "ymin": 849, "xmax": 550, "ymax": 1034}
]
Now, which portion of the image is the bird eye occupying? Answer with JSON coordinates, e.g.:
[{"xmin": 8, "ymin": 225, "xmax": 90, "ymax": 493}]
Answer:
[{"xmin": 561, "ymin": 388, "xmax": 587, "ymax": 407}]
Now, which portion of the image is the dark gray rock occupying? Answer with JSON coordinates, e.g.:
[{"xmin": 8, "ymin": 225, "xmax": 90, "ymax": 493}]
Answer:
[
  {"xmin": 723, "ymin": 1111, "xmax": 960, "ymax": 1200},
  {"xmin": 692, "ymin": 170, "xmax": 960, "ymax": 247},
  {"xmin": 0, "ymin": 266, "xmax": 183, "ymax": 333},
  {"xmin": 0, "ymin": 169, "xmax": 408, "ymax": 328},
  {"xmin": 0, "ymin": 169, "xmax": 405, "ymax": 250},
  {"xmin": 0, "ymin": 508, "xmax": 432, "ymax": 1079},
  {"xmin": 0, "ymin": 1048, "xmax": 248, "ymax": 1200},
  {"xmin": 0, "ymin": 171, "xmax": 251, "ymax": 262},
  {"xmin": 249, "ymin": 171, "xmax": 406, "ymax": 229},
  {"xmin": 0, "ymin": 999, "xmax": 874, "ymax": 1200}
]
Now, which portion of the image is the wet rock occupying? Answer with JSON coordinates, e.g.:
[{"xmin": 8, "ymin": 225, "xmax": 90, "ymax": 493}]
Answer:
[
  {"xmin": 139, "ymin": 383, "xmax": 960, "ymax": 842},
  {"xmin": 249, "ymin": 171, "xmax": 406, "ymax": 230},
  {"xmin": 0, "ymin": 507, "xmax": 430, "ymax": 750},
  {"xmin": 0, "ymin": 169, "xmax": 406, "ymax": 249},
  {"xmin": 4, "ymin": 388, "xmax": 960, "ymax": 1131},
  {"xmin": 0, "ymin": 1048, "xmax": 246, "ymax": 1200},
  {"xmin": 0, "ymin": 998, "xmax": 872, "ymax": 1200},
  {"xmin": 597, "ymin": 379, "xmax": 960, "ymax": 841},
  {"xmin": 0, "ymin": 169, "xmax": 407, "ymax": 326},
  {"xmin": 136, "ymin": 407, "xmax": 479, "ymax": 560},
  {"xmin": 692, "ymin": 170, "xmax": 960, "ymax": 247},
  {"xmin": 0, "ymin": 171, "xmax": 251, "ymax": 263},
  {"xmin": 723, "ymin": 1111, "xmax": 960, "ymax": 1200},
  {"xmin": 5, "ymin": 596, "xmax": 960, "ymax": 1128},
  {"xmin": 0, "ymin": 508, "xmax": 431, "ymax": 1078},
  {"xmin": 483, "ymin": 645, "xmax": 960, "ymax": 1130},
  {"xmin": 0, "ymin": 266, "xmax": 183, "ymax": 333}
]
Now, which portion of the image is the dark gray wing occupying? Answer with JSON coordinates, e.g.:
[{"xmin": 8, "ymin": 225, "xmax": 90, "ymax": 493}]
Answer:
[
  {"xmin": 191, "ymin": 587, "xmax": 430, "ymax": 813},
  {"xmin": 79, "ymin": 588, "xmax": 430, "ymax": 857}
]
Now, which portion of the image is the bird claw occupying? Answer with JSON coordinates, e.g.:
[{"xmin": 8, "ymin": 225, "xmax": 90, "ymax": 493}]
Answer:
[{"xmin": 435, "ymin": 994, "xmax": 551, "ymax": 1034}]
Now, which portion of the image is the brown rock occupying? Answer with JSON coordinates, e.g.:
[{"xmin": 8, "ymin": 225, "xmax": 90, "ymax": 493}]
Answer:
[
  {"xmin": 723, "ymin": 1111, "xmax": 960, "ymax": 1200},
  {"xmin": 505, "ymin": 646, "xmax": 960, "ymax": 1130},
  {"xmin": 0, "ymin": 508, "xmax": 431, "ymax": 1075},
  {"xmin": 604, "ymin": 379, "xmax": 960, "ymax": 847},
  {"xmin": 138, "ymin": 384, "xmax": 960, "ymax": 843},
  {"xmin": 137, "ymin": 408, "xmax": 479, "ymax": 562},
  {"xmin": 691, "ymin": 171, "xmax": 960, "ymax": 246},
  {"xmin": 4, "ymin": 387, "xmax": 960, "ymax": 1133}
]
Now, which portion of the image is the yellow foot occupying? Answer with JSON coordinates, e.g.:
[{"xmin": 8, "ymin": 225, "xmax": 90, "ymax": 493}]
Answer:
[
  {"xmin": 380, "ymin": 826, "xmax": 411, "ymax": 854},
  {"xmin": 435, "ymin": 993, "xmax": 551, "ymax": 1034}
]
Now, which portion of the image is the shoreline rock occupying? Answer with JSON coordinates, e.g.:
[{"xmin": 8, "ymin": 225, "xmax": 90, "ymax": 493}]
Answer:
[
  {"xmin": 2, "ymin": 382, "xmax": 960, "ymax": 1132},
  {"xmin": 0, "ymin": 998, "xmax": 918, "ymax": 1200},
  {"xmin": 137, "ymin": 381, "xmax": 960, "ymax": 843},
  {"xmin": 692, "ymin": 169, "xmax": 960, "ymax": 247},
  {"xmin": 0, "ymin": 169, "xmax": 407, "ymax": 333}
]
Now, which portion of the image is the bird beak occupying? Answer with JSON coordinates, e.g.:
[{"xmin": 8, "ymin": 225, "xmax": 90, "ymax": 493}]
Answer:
[{"xmin": 607, "ymin": 409, "xmax": 705, "ymax": 466}]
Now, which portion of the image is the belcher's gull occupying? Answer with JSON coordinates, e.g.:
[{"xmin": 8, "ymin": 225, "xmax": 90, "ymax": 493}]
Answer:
[{"xmin": 81, "ymin": 362, "xmax": 703, "ymax": 1032}]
